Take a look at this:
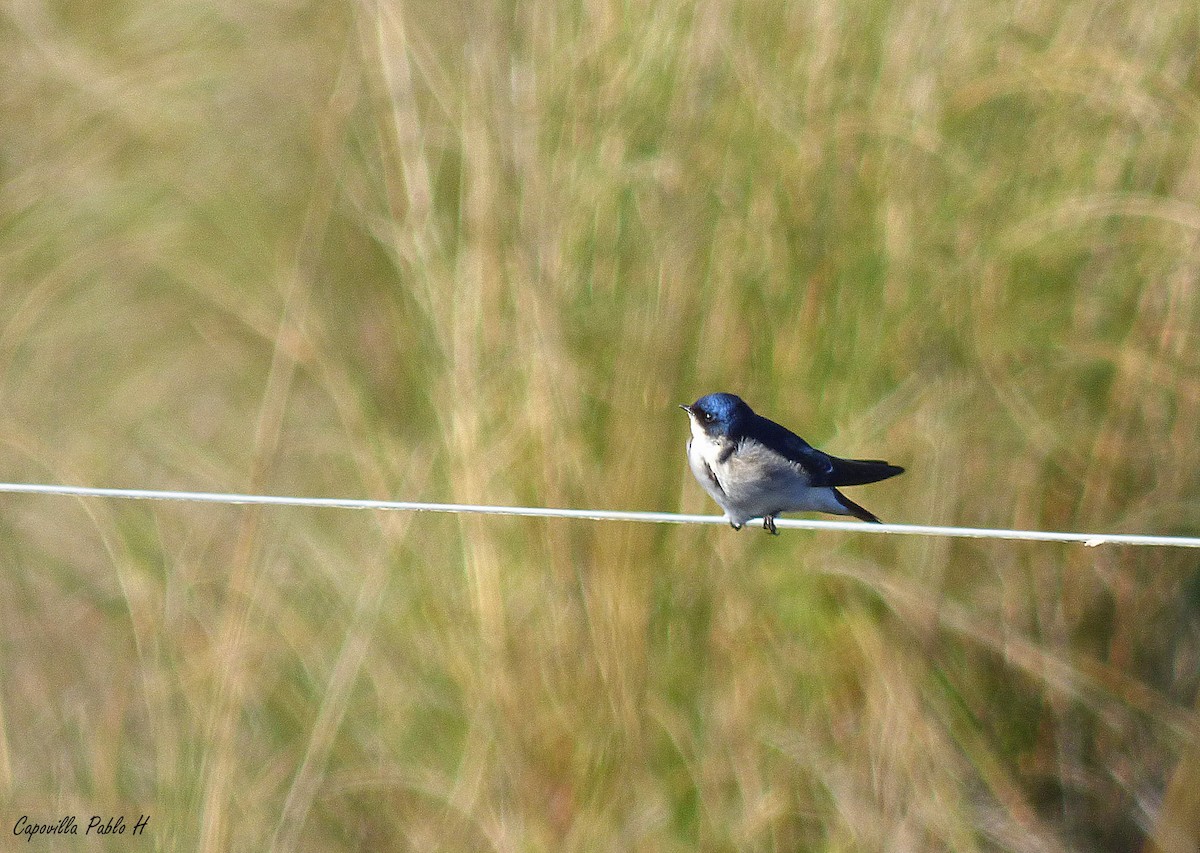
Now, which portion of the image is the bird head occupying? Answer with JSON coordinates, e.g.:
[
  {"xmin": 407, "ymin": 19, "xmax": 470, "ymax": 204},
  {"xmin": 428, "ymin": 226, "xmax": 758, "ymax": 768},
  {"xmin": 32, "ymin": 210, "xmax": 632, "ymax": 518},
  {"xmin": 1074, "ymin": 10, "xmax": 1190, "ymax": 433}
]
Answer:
[{"xmin": 679, "ymin": 392, "xmax": 752, "ymax": 439}]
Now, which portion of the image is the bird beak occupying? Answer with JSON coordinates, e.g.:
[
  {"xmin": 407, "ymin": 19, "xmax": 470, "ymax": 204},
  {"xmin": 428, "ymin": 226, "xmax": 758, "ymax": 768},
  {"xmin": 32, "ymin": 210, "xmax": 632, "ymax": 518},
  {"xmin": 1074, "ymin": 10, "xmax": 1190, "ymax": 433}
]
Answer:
[{"xmin": 678, "ymin": 404, "xmax": 692, "ymax": 414}]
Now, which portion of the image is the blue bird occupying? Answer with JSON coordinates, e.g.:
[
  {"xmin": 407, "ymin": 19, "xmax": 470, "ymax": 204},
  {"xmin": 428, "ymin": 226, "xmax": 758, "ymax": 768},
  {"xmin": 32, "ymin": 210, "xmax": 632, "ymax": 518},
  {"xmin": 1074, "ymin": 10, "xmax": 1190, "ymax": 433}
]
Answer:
[{"xmin": 680, "ymin": 392, "xmax": 903, "ymax": 534}]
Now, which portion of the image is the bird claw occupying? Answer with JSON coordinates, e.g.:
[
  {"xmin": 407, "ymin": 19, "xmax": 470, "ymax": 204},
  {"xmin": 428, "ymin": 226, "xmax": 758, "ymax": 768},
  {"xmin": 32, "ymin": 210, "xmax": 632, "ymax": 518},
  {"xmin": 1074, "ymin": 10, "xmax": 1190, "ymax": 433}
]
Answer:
[{"xmin": 763, "ymin": 516, "xmax": 778, "ymax": 535}]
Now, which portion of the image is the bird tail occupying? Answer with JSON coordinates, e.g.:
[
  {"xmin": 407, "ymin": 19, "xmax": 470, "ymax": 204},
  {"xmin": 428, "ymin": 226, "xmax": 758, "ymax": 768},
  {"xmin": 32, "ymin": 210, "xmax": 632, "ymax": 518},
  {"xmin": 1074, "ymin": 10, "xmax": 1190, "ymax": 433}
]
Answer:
[{"xmin": 833, "ymin": 490, "xmax": 882, "ymax": 523}]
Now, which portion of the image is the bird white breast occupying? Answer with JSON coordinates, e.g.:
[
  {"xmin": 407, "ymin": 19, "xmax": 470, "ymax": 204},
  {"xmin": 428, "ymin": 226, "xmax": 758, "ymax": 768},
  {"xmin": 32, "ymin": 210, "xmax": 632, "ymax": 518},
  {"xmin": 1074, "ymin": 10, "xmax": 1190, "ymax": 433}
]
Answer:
[
  {"xmin": 686, "ymin": 423, "xmax": 732, "ymax": 476},
  {"xmin": 686, "ymin": 423, "xmax": 844, "ymax": 525},
  {"xmin": 685, "ymin": 427, "xmax": 730, "ymax": 510}
]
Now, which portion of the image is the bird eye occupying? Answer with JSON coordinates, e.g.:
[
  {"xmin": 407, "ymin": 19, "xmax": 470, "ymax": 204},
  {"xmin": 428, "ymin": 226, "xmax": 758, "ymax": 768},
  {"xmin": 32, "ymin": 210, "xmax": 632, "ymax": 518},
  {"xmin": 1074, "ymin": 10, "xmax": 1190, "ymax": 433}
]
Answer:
[{"xmin": 701, "ymin": 412, "xmax": 714, "ymax": 423}]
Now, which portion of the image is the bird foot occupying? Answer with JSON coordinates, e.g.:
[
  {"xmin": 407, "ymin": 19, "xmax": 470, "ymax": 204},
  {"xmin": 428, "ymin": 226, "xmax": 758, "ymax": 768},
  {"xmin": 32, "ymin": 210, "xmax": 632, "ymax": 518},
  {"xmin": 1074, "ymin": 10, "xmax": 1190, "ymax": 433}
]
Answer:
[{"xmin": 763, "ymin": 516, "xmax": 778, "ymax": 535}]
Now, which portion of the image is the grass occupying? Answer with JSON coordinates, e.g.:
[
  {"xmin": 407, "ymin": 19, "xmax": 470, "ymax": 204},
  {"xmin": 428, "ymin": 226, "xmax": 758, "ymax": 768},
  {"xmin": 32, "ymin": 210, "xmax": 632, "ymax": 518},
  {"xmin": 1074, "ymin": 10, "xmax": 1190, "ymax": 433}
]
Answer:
[{"xmin": 1, "ymin": 0, "xmax": 1199, "ymax": 849}]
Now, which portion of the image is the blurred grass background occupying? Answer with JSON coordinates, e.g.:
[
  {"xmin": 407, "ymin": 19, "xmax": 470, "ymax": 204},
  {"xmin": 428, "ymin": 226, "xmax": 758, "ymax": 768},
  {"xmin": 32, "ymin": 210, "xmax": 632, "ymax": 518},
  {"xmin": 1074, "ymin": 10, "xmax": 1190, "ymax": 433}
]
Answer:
[{"xmin": 1, "ymin": 0, "xmax": 1199, "ymax": 849}]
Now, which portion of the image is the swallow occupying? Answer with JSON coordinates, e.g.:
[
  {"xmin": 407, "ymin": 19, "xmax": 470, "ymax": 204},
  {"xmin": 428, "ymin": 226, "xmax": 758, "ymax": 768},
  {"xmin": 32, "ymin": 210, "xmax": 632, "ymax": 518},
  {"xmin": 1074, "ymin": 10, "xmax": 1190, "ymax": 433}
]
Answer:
[{"xmin": 680, "ymin": 392, "xmax": 903, "ymax": 534}]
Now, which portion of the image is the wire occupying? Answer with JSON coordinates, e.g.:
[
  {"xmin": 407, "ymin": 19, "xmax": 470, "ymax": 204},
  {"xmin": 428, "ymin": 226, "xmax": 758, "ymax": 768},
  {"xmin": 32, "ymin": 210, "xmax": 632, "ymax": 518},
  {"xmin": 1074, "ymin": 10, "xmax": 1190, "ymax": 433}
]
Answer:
[{"xmin": 0, "ymin": 481, "xmax": 1197, "ymax": 548}]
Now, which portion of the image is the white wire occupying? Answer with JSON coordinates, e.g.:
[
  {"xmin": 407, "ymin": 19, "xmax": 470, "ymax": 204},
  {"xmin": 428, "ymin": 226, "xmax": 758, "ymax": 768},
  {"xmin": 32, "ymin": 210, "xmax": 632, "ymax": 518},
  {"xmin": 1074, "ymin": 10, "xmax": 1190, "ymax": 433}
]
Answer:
[{"xmin": 0, "ymin": 481, "xmax": 1197, "ymax": 548}]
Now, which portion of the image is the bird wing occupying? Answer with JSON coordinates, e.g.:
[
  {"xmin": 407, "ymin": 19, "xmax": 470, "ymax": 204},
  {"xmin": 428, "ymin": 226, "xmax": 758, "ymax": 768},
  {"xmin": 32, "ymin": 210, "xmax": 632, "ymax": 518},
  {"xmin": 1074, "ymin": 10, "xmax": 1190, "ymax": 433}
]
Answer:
[
  {"xmin": 748, "ymin": 415, "xmax": 904, "ymax": 487},
  {"xmin": 823, "ymin": 456, "xmax": 905, "ymax": 486}
]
